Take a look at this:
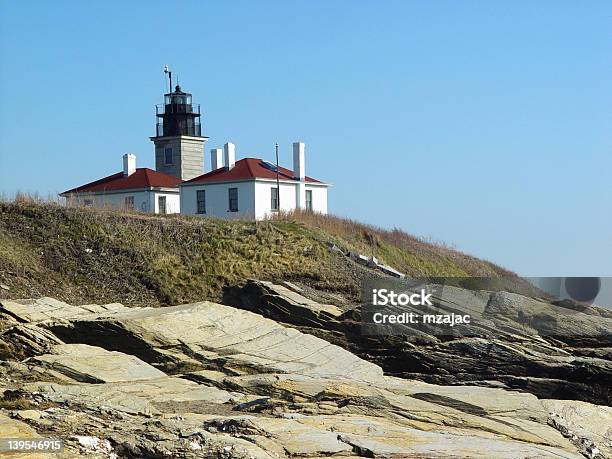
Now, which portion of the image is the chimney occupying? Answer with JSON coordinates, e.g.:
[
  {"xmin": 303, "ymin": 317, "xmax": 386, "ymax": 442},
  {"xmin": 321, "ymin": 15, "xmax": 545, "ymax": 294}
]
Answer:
[
  {"xmin": 223, "ymin": 142, "xmax": 236, "ymax": 170},
  {"xmin": 210, "ymin": 148, "xmax": 223, "ymax": 170},
  {"xmin": 123, "ymin": 153, "xmax": 136, "ymax": 176},
  {"xmin": 292, "ymin": 142, "xmax": 305, "ymax": 180}
]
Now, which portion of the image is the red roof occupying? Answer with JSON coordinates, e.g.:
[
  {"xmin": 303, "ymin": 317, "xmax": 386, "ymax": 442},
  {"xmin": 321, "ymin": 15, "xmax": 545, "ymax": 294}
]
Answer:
[
  {"xmin": 183, "ymin": 158, "xmax": 323, "ymax": 185},
  {"xmin": 61, "ymin": 168, "xmax": 182, "ymax": 195}
]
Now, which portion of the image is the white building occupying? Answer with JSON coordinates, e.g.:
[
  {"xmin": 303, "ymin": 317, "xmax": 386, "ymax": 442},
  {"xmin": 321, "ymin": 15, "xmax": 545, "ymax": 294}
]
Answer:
[
  {"xmin": 180, "ymin": 142, "xmax": 329, "ymax": 220},
  {"xmin": 61, "ymin": 83, "xmax": 205, "ymax": 214},
  {"xmin": 61, "ymin": 76, "xmax": 330, "ymax": 218},
  {"xmin": 60, "ymin": 154, "xmax": 181, "ymax": 214}
]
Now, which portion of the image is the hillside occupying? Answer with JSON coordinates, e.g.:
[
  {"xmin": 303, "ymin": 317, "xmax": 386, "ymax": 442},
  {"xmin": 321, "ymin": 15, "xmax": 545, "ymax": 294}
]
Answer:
[
  {"xmin": 0, "ymin": 200, "xmax": 519, "ymax": 307},
  {"xmin": 1, "ymin": 201, "xmax": 611, "ymax": 457}
]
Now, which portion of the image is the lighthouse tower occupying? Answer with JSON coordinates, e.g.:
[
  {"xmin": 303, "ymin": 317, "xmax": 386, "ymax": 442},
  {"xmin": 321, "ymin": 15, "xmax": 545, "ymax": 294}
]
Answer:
[{"xmin": 151, "ymin": 77, "xmax": 208, "ymax": 181}]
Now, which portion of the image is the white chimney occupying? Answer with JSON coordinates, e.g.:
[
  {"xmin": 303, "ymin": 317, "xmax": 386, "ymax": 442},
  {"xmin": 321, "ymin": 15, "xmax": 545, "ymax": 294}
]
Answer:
[
  {"xmin": 210, "ymin": 148, "xmax": 223, "ymax": 170},
  {"xmin": 123, "ymin": 153, "xmax": 136, "ymax": 176},
  {"xmin": 223, "ymin": 142, "xmax": 236, "ymax": 170},
  {"xmin": 293, "ymin": 142, "xmax": 305, "ymax": 180}
]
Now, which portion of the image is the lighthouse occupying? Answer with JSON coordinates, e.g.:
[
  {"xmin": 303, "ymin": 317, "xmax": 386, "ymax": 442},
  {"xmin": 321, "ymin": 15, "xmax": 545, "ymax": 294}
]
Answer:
[{"xmin": 151, "ymin": 74, "xmax": 208, "ymax": 181}]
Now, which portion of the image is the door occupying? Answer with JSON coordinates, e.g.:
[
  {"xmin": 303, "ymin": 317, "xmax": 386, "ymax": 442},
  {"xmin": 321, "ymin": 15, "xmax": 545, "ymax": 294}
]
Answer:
[{"xmin": 158, "ymin": 196, "xmax": 167, "ymax": 215}]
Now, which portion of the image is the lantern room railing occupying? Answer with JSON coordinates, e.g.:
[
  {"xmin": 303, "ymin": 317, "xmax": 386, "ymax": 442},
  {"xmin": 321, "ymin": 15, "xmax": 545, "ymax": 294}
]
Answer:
[
  {"xmin": 156, "ymin": 121, "xmax": 202, "ymax": 137},
  {"xmin": 155, "ymin": 103, "xmax": 201, "ymax": 116}
]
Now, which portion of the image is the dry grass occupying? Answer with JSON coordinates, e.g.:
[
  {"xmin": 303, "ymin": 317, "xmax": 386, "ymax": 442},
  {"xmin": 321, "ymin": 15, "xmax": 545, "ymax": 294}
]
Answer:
[
  {"xmin": 0, "ymin": 201, "xmax": 342, "ymax": 305},
  {"xmin": 269, "ymin": 210, "xmax": 516, "ymax": 277},
  {"xmin": 0, "ymin": 201, "xmax": 524, "ymax": 307}
]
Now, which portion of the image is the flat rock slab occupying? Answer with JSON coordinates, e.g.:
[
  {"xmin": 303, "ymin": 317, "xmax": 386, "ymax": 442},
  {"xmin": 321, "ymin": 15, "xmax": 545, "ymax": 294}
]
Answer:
[
  {"xmin": 27, "ymin": 376, "xmax": 251, "ymax": 415},
  {"xmin": 202, "ymin": 413, "xmax": 583, "ymax": 459},
  {"xmin": 45, "ymin": 301, "xmax": 383, "ymax": 382},
  {"xmin": 191, "ymin": 371, "xmax": 578, "ymax": 449},
  {"xmin": 0, "ymin": 297, "xmax": 129, "ymax": 323},
  {"xmin": 30, "ymin": 344, "xmax": 167, "ymax": 383}
]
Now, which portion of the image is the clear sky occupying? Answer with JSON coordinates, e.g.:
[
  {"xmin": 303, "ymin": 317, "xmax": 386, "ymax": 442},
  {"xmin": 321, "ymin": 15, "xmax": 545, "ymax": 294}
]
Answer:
[{"xmin": 0, "ymin": 1, "xmax": 610, "ymax": 276}]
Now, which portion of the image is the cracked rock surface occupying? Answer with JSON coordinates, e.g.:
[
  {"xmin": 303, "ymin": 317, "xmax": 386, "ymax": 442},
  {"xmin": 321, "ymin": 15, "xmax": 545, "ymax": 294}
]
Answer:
[{"xmin": 0, "ymin": 293, "xmax": 610, "ymax": 458}]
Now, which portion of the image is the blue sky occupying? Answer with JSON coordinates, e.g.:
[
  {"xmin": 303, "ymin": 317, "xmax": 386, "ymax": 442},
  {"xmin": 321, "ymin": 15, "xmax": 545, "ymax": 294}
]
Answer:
[{"xmin": 0, "ymin": 1, "xmax": 610, "ymax": 276}]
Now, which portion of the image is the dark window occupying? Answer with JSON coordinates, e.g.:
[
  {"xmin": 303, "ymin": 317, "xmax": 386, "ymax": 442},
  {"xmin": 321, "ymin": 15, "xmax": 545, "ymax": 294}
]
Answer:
[
  {"xmin": 164, "ymin": 148, "xmax": 173, "ymax": 165},
  {"xmin": 125, "ymin": 196, "xmax": 134, "ymax": 210},
  {"xmin": 305, "ymin": 190, "xmax": 313, "ymax": 211},
  {"xmin": 83, "ymin": 199, "xmax": 93, "ymax": 207},
  {"xmin": 271, "ymin": 187, "xmax": 279, "ymax": 211},
  {"xmin": 196, "ymin": 190, "xmax": 206, "ymax": 214},
  {"xmin": 158, "ymin": 196, "xmax": 167, "ymax": 214},
  {"xmin": 228, "ymin": 188, "xmax": 238, "ymax": 212}
]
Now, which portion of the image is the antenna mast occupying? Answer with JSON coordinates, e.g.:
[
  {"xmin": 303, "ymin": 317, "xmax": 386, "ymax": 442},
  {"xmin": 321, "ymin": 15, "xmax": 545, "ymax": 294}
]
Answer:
[
  {"xmin": 164, "ymin": 65, "xmax": 172, "ymax": 92},
  {"xmin": 275, "ymin": 143, "xmax": 281, "ymax": 212}
]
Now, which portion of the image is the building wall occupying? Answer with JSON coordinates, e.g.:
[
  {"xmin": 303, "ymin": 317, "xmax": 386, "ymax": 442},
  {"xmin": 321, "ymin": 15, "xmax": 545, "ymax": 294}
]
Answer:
[
  {"xmin": 180, "ymin": 181, "xmax": 256, "ymax": 219},
  {"xmin": 254, "ymin": 181, "xmax": 297, "ymax": 220},
  {"xmin": 263, "ymin": 181, "xmax": 328, "ymax": 217},
  {"xmin": 306, "ymin": 185, "xmax": 328, "ymax": 214},
  {"xmin": 66, "ymin": 190, "xmax": 180, "ymax": 214},
  {"xmin": 153, "ymin": 136, "xmax": 206, "ymax": 181},
  {"xmin": 182, "ymin": 180, "xmax": 328, "ymax": 220},
  {"xmin": 152, "ymin": 191, "xmax": 180, "ymax": 214}
]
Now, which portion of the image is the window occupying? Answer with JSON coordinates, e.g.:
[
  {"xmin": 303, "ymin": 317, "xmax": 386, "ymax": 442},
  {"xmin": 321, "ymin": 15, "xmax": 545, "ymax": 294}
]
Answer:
[
  {"xmin": 305, "ymin": 190, "xmax": 313, "ymax": 211},
  {"xmin": 83, "ymin": 199, "xmax": 93, "ymax": 207},
  {"xmin": 124, "ymin": 196, "xmax": 134, "ymax": 210},
  {"xmin": 228, "ymin": 188, "xmax": 238, "ymax": 212},
  {"xmin": 164, "ymin": 148, "xmax": 173, "ymax": 165},
  {"xmin": 196, "ymin": 190, "xmax": 206, "ymax": 214},
  {"xmin": 270, "ymin": 187, "xmax": 279, "ymax": 211},
  {"xmin": 158, "ymin": 196, "xmax": 167, "ymax": 215}
]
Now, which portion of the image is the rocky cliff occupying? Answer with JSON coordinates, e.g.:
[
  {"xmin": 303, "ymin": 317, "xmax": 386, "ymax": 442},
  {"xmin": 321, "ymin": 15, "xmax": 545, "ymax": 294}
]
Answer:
[
  {"xmin": 1, "ymin": 288, "xmax": 610, "ymax": 458},
  {"xmin": 225, "ymin": 280, "xmax": 612, "ymax": 407}
]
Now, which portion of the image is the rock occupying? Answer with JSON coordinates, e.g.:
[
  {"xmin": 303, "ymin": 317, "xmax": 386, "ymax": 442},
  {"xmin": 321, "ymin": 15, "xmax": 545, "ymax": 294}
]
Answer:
[
  {"xmin": 27, "ymin": 376, "xmax": 252, "ymax": 416},
  {"xmin": 0, "ymin": 295, "xmax": 609, "ymax": 458},
  {"xmin": 486, "ymin": 291, "xmax": 612, "ymax": 345},
  {"xmin": 281, "ymin": 281, "xmax": 303, "ymax": 293},
  {"xmin": 45, "ymin": 299, "xmax": 377, "ymax": 381},
  {"xmin": 30, "ymin": 344, "xmax": 167, "ymax": 383},
  {"xmin": 347, "ymin": 251, "xmax": 370, "ymax": 266},
  {"xmin": 344, "ymin": 251, "xmax": 406, "ymax": 278},
  {"xmin": 1, "ymin": 324, "xmax": 65, "ymax": 357},
  {"xmin": 543, "ymin": 399, "xmax": 612, "ymax": 459},
  {"xmin": 205, "ymin": 415, "xmax": 354, "ymax": 456},
  {"xmin": 326, "ymin": 242, "xmax": 345, "ymax": 255},
  {"xmin": 0, "ymin": 297, "xmax": 129, "ymax": 323},
  {"xmin": 377, "ymin": 263, "xmax": 405, "ymax": 278},
  {"xmin": 225, "ymin": 280, "xmax": 612, "ymax": 405},
  {"xmin": 11, "ymin": 409, "xmax": 43, "ymax": 422},
  {"xmin": 366, "ymin": 256, "xmax": 379, "ymax": 267},
  {"xmin": 0, "ymin": 413, "xmax": 57, "ymax": 458},
  {"xmin": 71, "ymin": 435, "xmax": 114, "ymax": 457},
  {"xmin": 224, "ymin": 279, "xmax": 344, "ymax": 330}
]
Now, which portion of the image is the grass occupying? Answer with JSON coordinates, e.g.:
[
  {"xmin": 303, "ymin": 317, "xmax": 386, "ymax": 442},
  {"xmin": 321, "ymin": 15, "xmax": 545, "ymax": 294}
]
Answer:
[
  {"xmin": 0, "ymin": 200, "xmax": 523, "ymax": 306},
  {"xmin": 269, "ymin": 210, "xmax": 516, "ymax": 277}
]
